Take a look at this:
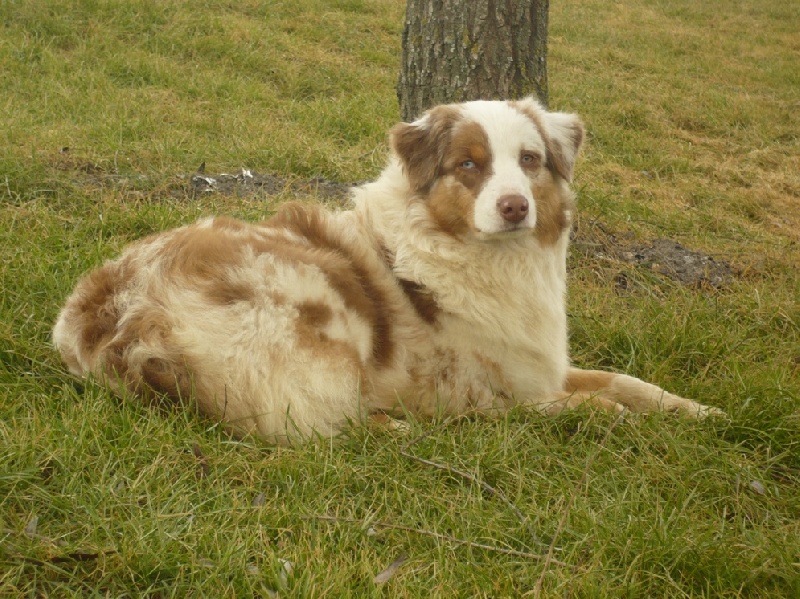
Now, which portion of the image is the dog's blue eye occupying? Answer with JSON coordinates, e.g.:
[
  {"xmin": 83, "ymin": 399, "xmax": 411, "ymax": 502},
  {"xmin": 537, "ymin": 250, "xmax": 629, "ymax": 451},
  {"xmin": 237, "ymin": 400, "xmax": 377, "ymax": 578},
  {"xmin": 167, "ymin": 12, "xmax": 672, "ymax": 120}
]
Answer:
[{"xmin": 461, "ymin": 160, "xmax": 476, "ymax": 169}]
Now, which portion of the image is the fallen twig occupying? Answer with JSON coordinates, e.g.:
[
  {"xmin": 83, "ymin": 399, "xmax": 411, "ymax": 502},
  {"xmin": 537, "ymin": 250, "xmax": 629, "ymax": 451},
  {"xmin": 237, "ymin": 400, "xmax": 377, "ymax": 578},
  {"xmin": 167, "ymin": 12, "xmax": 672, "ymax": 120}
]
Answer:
[{"xmin": 305, "ymin": 514, "xmax": 574, "ymax": 568}]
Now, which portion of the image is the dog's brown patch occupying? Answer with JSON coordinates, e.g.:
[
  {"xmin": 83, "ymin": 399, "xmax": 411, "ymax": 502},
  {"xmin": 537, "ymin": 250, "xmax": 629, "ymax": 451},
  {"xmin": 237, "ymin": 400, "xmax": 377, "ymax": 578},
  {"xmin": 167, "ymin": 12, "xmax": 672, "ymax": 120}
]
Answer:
[
  {"xmin": 445, "ymin": 121, "xmax": 494, "ymax": 194},
  {"xmin": 140, "ymin": 356, "xmax": 194, "ymax": 402},
  {"xmin": 66, "ymin": 254, "xmax": 138, "ymax": 371},
  {"xmin": 293, "ymin": 300, "xmax": 364, "ymax": 380},
  {"xmin": 204, "ymin": 280, "xmax": 256, "ymax": 306},
  {"xmin": 103, "ymin": 305, "xmax": 195, "ymax": 403},
  {"xmin": 532, "ymin": 171, "xmax": 574, "ymax": 246},
  {"xmin": 426, "ymin": 179, "xmax": 476, "ymax": 238},
  {"xmin": 160, "ymin": 223, "xmax": 246, "ymax": 281},
  {"xmin": 73, "ymin": 265, "xmax": 123, "ymax": 360},
  {"xmin": 424, "ymin": 120, "xmax": 497, "ymax": 238},
  {"xmin": 379, "ymin": 243, "xmax": 440, "ymax": 325},
  {"xmin": 297, "ymin": 301, "xmax": 334, "ymax": 329},
  {"xmin": 153, "ymin": 219, "xmax": 258, "ymax": 306},
  {"xmin": 513, "ymin": 102, "xmax": 584, "ymax": 183},
  {"xmin": 265, "ymin": 203, "xmax": 395, "ymax": 367},
  {"xmin": 564, "ymin": 369, "xmax": 616, "ymax": 394},
  {"xmin": 391, "ymin": 106, "xmax": 460, "ymax": 194},
  {"xmin": 546, "ymin": 121, "xmax": 584, "ymax": 184},
  {"xmin": 397, "ymin": 278, "xmax": 440, "ymax": 325}
]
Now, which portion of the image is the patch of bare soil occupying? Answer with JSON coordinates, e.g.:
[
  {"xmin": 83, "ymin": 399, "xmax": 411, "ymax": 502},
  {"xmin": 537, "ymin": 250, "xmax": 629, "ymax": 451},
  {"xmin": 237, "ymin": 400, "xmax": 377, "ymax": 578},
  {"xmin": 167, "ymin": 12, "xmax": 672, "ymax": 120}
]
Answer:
[
  {"xmin": 190, "ymin": 167, "xmax": 737, "ymax": 290},
  {"xmin": 572, "ymin": 220, "xmax": 736, "ymax": 290},
  {"xmin": 188, "ymin": 166, "xmax": 356, "ymax": 205}
]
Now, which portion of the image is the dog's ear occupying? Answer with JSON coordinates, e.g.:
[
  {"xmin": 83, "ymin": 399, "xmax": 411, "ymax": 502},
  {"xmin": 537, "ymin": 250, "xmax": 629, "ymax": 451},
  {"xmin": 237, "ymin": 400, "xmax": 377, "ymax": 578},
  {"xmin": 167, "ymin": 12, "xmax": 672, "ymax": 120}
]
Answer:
[
  {"xmin": 516, "ymin": 97, "xmax": 585, "ymax": 183},
  {"xmin": 541, "ymin": 110, "xmax": 584, "ymax": 183},
  {"xmin": 390, "ymin": 106, "xmax": 459, "ymax": 194}
]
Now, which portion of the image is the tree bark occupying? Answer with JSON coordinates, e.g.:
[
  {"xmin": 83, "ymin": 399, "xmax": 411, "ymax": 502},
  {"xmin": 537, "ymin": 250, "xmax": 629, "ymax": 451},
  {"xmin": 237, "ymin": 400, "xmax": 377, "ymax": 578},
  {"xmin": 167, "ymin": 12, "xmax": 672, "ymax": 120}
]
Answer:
[{"xmin": 398, "ymin": 0, "xmax": 549, "ymax": 122}]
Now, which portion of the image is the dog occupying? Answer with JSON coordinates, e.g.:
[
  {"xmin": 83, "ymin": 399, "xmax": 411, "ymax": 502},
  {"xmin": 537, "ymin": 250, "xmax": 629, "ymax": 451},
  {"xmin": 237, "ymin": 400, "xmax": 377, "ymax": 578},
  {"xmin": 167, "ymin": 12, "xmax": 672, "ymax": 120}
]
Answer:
[{"xmin": 53, "ymin": 97, "xmax": 722, "ymax": 443}]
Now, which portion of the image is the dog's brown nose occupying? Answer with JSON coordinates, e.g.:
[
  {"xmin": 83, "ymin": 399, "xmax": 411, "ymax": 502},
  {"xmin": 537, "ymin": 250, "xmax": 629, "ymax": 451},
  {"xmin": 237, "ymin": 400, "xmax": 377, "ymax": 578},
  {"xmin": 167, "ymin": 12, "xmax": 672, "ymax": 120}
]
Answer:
[{"xmin": 497, "ymin": 194, "xmax": 529, "ymax": 224}]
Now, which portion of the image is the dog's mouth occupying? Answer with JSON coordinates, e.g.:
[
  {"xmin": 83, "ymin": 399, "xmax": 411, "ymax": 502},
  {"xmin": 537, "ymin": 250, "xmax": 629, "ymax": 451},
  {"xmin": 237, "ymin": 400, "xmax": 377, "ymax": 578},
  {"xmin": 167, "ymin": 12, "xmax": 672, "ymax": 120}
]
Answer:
[{"xmin": 472, "ymin": 224, "xmax": 534, "ymax": 241}]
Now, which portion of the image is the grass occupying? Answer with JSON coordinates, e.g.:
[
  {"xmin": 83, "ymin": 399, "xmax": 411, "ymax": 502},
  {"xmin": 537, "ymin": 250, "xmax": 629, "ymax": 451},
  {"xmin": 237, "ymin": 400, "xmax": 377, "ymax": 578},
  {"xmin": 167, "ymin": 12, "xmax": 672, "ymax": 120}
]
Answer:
[{"xmin": 1, "ymin": 0, "xmax": 799, "ymax": 596}]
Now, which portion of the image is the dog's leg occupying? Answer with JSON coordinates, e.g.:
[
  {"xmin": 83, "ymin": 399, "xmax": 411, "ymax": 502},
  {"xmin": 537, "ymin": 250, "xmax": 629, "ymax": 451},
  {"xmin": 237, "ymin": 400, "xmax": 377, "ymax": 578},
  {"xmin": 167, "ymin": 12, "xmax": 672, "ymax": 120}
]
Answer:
[
  {"xmin": 538, "ymin": 383, "xmax": 626, "ymax": 416},
  {"xmin": 541, "ymin": 368, "xmax": 723, "ymax": 417}
]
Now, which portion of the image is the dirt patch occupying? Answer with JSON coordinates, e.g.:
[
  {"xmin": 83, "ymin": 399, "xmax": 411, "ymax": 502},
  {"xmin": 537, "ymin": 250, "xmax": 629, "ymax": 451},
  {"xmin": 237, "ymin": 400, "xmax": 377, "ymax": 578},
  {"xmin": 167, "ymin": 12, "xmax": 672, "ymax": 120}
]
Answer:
[
  {"xmin": 188, "ymin": 166, "xmax": 356, "ymax": 206},
  {"xmin": 618, "ymin": 238, "xmax": 735, "ymax": 289},
  {"xmin": 572, "ymin": 220, "xmax": 737, "ymax": 290}
]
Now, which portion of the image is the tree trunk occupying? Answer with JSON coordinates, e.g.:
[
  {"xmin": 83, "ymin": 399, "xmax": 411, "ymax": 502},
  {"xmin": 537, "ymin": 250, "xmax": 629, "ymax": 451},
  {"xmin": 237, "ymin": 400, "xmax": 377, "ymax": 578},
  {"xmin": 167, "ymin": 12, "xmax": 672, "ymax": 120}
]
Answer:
[{"xmin": 397, "ymin": 0, "xmax": 549, "ymax": 122}]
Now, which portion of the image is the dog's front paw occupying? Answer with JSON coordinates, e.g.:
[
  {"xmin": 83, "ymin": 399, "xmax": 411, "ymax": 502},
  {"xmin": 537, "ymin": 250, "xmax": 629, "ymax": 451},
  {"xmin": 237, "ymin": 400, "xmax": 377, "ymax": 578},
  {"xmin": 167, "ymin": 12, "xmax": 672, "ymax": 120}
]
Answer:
[
  {"xmin": 670, "ymin": 398, "xmax": 727, "ymax": 419},
  {"xmin": 693, "ymin": 403, "xmax": 727, "ymax": 419}
]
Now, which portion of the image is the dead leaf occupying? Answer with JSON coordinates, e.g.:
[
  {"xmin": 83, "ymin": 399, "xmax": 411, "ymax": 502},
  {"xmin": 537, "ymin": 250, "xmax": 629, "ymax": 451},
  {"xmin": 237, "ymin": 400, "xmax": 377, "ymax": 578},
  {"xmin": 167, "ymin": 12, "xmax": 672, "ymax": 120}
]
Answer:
[
  {"xmin": 51, "ymin": 551, "xmax": 104, "ymax": 564},
  {"xmin": 373, "ymin": 554, "xmax": 407, "ymax": 585},
  {"xmin": 24, "ymin": 516, "xmax": 38, "ymax": 538}
]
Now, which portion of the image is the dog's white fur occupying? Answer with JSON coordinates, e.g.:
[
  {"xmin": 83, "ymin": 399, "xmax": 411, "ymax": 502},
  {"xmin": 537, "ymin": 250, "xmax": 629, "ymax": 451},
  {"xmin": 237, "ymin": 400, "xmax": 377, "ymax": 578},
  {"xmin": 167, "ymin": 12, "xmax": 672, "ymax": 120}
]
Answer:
[{"xmin": 53, "ymin": 98, "xmax": 721, "ymax": 443}]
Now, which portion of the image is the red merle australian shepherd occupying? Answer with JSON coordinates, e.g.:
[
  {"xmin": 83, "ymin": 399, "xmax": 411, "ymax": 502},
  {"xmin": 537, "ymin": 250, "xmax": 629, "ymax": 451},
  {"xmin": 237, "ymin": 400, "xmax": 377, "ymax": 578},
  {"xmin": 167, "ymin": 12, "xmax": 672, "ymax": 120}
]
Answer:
[{"xmin": 54, "ymin": 98, "xmax": 722, "ymax": 443}]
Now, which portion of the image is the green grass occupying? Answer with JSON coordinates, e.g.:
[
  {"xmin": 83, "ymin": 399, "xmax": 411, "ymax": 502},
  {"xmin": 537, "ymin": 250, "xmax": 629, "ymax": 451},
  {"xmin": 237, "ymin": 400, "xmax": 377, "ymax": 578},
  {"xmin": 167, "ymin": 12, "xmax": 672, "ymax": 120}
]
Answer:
[{"xmin": 2, "ymin": 0, "xmax": 799, "ymax": 596}]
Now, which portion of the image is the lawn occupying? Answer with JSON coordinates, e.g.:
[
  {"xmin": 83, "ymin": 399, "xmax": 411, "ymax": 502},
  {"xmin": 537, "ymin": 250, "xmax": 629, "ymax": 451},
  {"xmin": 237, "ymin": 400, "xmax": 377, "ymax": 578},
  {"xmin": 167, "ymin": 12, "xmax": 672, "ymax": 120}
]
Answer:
[{"xmin": 1, "ymin": 0, "xmax": 798, "ymax": 596}]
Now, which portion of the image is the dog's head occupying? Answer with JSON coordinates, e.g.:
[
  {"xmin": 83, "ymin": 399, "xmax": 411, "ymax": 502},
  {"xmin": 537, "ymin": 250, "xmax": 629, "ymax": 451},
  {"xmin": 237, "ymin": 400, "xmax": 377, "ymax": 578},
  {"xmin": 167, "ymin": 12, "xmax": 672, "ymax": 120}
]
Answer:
[{"xmin": 391, "ymin": 97, "xmax": 584, "ymax": 244}]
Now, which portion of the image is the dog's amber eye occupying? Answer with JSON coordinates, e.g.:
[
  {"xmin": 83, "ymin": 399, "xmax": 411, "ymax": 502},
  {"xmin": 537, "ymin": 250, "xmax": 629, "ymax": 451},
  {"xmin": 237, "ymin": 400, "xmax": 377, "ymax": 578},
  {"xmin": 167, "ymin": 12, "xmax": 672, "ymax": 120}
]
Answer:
[{"xmin": 460, "ymin": 160, "xmax": 477, "ymax": 170}]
